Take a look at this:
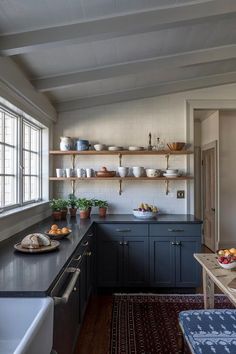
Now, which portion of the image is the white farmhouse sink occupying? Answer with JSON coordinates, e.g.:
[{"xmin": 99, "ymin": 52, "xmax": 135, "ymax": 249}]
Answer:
[{"xmin": 0, "ymin": 297, "xmax": 54, "ymax": 354}]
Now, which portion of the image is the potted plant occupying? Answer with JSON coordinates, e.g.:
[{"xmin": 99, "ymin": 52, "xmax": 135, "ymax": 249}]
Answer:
[
  {"xmin": 95, "ymin": 199, "xmax": 108, "ymax": 217},
  {"xmin": 49, "ymin": 199, "xmax": 63, "ymax": 221},
  {"xmin": 60, "ymin": 199, "xmax": 68, "ymax": 220},
  {"xmin": 76, "ymin": 198, "xmax": 91, "ymax": 219},
  {"xmin": 68, "ymin": 194, "xmax": 77, "ymax": 217}
]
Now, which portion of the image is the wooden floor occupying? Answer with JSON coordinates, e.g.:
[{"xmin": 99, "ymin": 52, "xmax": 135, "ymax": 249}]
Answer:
[{"xmin": 75, "ymin": 295, "xmax": 113, "ymax": 354}]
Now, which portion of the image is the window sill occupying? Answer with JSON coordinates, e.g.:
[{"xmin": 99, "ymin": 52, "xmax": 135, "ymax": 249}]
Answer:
[{"xmin": 0, "ymin": 201, "xmax": 49, "ymax": 220}]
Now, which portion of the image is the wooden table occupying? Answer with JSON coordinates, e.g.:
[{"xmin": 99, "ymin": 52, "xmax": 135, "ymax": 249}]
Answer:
[{"xmin": 194, "ymin": 253, "xmax": 236, "ymax": 308}]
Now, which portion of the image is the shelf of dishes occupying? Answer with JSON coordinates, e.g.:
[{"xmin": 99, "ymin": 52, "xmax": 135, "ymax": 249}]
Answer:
[
  {"xmin": 53, "ymin": 167, "xmax": 190, "ymax": 179},
  {"xmin": 49, "ymin": 176, "xmax": 193, "ymax": 180},
  {"xmin": 50, "ymin": 149, "xmax": 193, "ymax": 155}
]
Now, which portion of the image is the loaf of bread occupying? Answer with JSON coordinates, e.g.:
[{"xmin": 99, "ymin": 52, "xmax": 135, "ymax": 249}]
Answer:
[{"xmin": 21, "ymin": 233, "xmax": 51, "ymax": 249}]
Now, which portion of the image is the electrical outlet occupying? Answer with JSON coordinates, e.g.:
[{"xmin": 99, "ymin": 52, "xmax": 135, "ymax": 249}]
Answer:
[{"xmin": 177, "ymin": 190, "xmax": 185, "ymax": 199}]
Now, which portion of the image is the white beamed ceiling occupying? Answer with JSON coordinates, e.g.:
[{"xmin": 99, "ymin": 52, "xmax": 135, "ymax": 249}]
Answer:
[{"xmin": 0, "ymin": 0, "xmax": 236, "ymax": 110}]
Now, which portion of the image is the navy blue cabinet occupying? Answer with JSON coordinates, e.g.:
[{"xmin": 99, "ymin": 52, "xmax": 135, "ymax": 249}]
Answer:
[
  {"xmin": 149, "ymin": 224, "xmax": 201, "ymax": 287},
  {"xmin": 150, "ymin": 237, "xmax": 176, "ymax": 287},
  {"xmin": 123, "ymin": 237, "xmax": 149, "ymax": 286},
  {"xmin": 96, "ymin": 222, "xmax": 201, "ymax": 288},
  {"xmin": 175, "ymin": 237, "xmax": 201, "ymax": 287},
  {"xmin": 97, "ymin": 224, "xmax": 149, "ymax": 287},
  {"xmin": 97, "ymin": 234, "xmax": 123, "ymax": 287}
]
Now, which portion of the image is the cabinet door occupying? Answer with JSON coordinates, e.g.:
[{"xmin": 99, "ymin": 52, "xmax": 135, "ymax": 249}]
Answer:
[
  {"xmin": 123, "ymin": 237, "xmax": 149, "ymax": 287},
  {"xmin": 175, "ymin": 237, "xmax": 201, "ymax": 287},
  {"xmin": 150, "ymin": 237, "xmax": 175, "ymax": 287},
  {"xmin": 97, "ymin": 235, "xmax": 123, "ymax": 287}
]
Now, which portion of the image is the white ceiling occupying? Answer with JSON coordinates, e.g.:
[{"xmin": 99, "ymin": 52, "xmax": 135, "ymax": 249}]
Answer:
[{"xmin": 0, "ymin": 0, "xmax": 236, "ymax": 111}]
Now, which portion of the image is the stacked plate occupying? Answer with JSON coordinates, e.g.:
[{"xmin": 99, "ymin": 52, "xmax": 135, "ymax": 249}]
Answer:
[{"xmin": 163, "ymin": 169, "xmax": 179, "ymax": 178}]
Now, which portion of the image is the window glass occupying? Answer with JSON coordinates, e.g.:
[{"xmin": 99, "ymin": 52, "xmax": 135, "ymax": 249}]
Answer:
[
  {"xmin": 23, "ymin": 120, "xmax": 41, "ymax": 203},
  {"xmin": 0, "ymin": 104, "xmax": 43, "ymax": 211}
]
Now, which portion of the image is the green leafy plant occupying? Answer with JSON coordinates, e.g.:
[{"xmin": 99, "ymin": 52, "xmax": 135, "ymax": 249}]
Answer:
[
  {"xmin": 60, "ymin": 199, "xmax": 68, "ymax": 210},
  {"xmin": 76, "ymin": 198, "xmax": 92, "ymax": 211},
  {"xmin": 49, "ymin": 199, "xmax": 63, "ymax": 211},
  {"xmin": 95, "ymin": 199, "xmax": 108, "ymax": 208},
  {"xmin": 68, "ymin": 193, "xmax": 77, "ymax": 208}
]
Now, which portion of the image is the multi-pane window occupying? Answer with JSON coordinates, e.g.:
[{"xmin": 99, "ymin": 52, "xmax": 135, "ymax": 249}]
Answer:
[
  {"xmin": 23, "ymin": 120, "xmax": 41, "ymax": 203},
  {"xmin": 0, "ymin": 104, "xmax": 42, "ymax": 211},
  {"xmin": 0, "ymin": 108, "xmax": 17, "ymax": 208}
]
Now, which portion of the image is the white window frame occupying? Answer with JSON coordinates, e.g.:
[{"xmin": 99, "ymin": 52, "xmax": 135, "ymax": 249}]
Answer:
[{"xmin": 0, "ymin": 104, "xmax": 43, "ymax": 212}]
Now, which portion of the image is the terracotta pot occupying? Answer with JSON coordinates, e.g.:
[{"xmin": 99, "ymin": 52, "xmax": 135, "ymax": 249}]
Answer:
[
  {"xmin": 88, "ymin": 207, "xmax": 92, "ymax": 218},
  {"xmin": 61, "ymin": 208, "xmax": 68, "ymax": 220},
  {"xmin": 52, "ymin": 211, "xmax": 62, "ymax": 221},
  {"xmin": 69, "ymin": 207, "xmax": 77, "ymax": 217},
  {"xmin": 79, "ymin": 209, "xmax": 90, "ymax": 219},
  {"xmin": 99, "ymin": 207, "xmax": 107, "ymax": 217}
]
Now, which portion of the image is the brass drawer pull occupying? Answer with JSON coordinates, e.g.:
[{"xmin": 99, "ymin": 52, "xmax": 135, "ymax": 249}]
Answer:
[
  {"xmin": 86, "ymin": 251, "xmax": 92, "ymax": 256},
  {"xmin": 168, "ymin": 229, "xmax": 184, "ymax": 232},
  {"xmin": 87, "ymin": 233, "xmax": 93, "ymax": 237},
  {"xmin": 116, "ymin": 229, "xmax": 131, "ymax": 232},
  {"xmin": 82, "ymin": 241, "xmax": 89, "ymax": 247}
]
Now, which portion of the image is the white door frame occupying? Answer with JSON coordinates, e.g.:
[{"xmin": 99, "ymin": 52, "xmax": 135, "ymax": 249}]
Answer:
[{"xmin": 186, "ymin": 99, "xmax": 236, "ymax": 216}]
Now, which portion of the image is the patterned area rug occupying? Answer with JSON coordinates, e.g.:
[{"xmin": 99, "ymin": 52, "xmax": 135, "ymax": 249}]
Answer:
[{"xmin": 110, "ymin": 294, "xmax": 234, "ymax": 354}]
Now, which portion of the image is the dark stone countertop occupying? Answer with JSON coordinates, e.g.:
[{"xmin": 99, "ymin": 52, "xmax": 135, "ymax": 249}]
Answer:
[
  {"xmin": 92, "ymin": 214, "xmax": 202, "ymax": 224},
  {"xmin": 0, "ymin": 214, "xmax": 201, "ymax": 296}
]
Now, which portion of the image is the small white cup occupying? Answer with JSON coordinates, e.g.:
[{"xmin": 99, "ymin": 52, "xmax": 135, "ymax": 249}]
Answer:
[
  {"xmin": 132, "ymin": 166, "xmax": 144, "ymax": 178},
  {"xmin": 66, "ymin": 168, "xmax": 73, "ymax": 178},
  {"xmin": 77, "ymin": 168, "xmax": 85, "ymax": 178},
  {"xmin": 86, "ymin": 168, "xmax": 93, "ymax": 178},
  {"xmin": 118, "ymin": 166, "xmax": 129, "ymax": 177},
  {"xmin": 56, "ymin": 168, "xmax": 65, "ymax": 178}
]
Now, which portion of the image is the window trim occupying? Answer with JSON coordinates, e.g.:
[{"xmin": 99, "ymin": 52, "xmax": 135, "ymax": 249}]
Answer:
[{"xmin": 0, "ymin": 103, "xmax": 43, "ymax": 213}]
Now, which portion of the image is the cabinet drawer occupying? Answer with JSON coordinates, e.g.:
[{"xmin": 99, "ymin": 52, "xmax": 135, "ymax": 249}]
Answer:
[
  {"xmin": 97, "ymin": 224, "xmax": 148, "ymax": 237},
  {"xmin": 149, "ymin": 224, "xmax": 201, "ymax": 237}
]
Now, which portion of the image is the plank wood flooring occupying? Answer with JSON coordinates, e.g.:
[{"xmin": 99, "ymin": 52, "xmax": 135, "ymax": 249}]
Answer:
[{"xmin": 75, "ymin": 295, "xmax": 113, "ymax": 354}]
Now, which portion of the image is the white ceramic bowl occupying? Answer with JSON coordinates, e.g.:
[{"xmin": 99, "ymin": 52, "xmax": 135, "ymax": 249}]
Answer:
[
  {"xmin": 108, "ymin": 146, "xmax": 123, "ymax": 151},
  {"xmin": 217, "ymin": 260, "xmax": 236, "ymax": 269},
  {"xmin": 128, "ymin": 146, "xmax": 144, "ymax": 151},
  {"xmin": 166, "ymin": 169, "xmax": 178, "ymax": 174},
  {"xmin": 94, "ymin": 144, "xmax": 106, "ymax": 151},
  {"xmin": 133, "ymin": 209, "xmax": 157, "ymax": 219},
  {"xmin": 146, "ymin": 169, "xmax": 161, "ymax": 177}
]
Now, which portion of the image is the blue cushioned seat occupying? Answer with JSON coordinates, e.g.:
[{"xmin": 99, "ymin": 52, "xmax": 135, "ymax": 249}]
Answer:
[{"xmin": 179, "ymin": 309, "xmax": 236, "ymax": 354}]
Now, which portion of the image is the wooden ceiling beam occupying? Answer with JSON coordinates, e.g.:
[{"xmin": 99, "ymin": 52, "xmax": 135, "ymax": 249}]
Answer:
[
  {"xmin": 1, "ymin": 0, "xmax": 236, "ymax": 56},
  {"xmin": 32, "ymin": 44, "xmax": 236, "ymax": 91},
  {"xmin": 55, "ymin": 71, "xmax": 236, "ymax": 111}
]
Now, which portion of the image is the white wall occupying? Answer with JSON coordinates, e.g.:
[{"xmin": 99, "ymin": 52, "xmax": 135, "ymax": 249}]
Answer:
[
  {"xmin": 219, "ymin": 110, "xmax": 236, "ymax": 247},
  {"xmin": 201, "ymin": 111, "xmax": 219, "ymax": 147},
  {"xmin": 54, "ymin": 83, "xmax": 236, "ymax": 215}
]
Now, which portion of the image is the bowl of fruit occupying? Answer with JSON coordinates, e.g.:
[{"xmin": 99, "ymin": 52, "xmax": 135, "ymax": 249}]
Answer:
[
  {"xmin": 217, "ymin": 248, "xmax": 236, "ymax": 269},
  {"xmin": 133, "ymin": 203, "xmax": 158, "ymax": 219},
  {"xmin": 45, "ymin": 224, "xmax": 72, "ymax": 240}
]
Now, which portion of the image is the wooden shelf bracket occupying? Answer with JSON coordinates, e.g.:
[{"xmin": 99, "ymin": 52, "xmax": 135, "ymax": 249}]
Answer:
[
  {"xmin": 119, "ymin": 153, "xmax": 122, "ymax": 167},
  {"xmin": 119, "ymin": 179, "xmax": 122, "ymax": 195}
]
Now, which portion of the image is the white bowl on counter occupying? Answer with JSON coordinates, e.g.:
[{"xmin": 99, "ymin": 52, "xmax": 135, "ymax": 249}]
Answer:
[
  {"xmin": 133, "ymin": 209, "xmax": 157, "ymax": 219},
  {"xmin": 217, "ymin": 260, "xmax": 236, "ymax": 269}
]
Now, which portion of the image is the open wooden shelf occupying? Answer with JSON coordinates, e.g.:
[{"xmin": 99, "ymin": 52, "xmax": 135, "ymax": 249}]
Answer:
[
  {"xmin": 49, "ymin": 176, "xmax": 194, "ymax": 181},
  {"xmin": 50, "ymin": 149, "xmax": 193, "ymax": 156}
]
